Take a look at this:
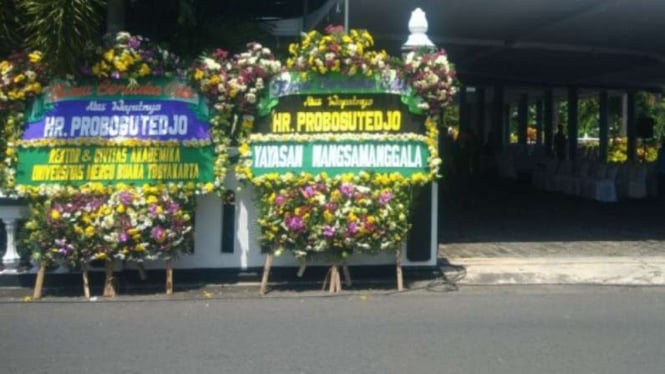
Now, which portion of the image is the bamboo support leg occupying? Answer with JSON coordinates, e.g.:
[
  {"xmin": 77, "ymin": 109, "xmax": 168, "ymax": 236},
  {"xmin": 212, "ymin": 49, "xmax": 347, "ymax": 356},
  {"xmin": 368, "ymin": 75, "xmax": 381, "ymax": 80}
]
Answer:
[
  {"xmin": 81, "ymin": 262, "xmax": 90, "ymax": 299},
  {"xmin": 328, "ymin": 265, "xmax": 337, "ymax": 293},
  {"xmin": 396, "ymin": 249, "xmax": 404, "ymax": 292},
  {"xmin": 103, "ymin": 260, "xmax": 116, "ymax": 297},
  {"xmin": 335, "ymin": 265, "xmax": 342, "ymax": 293},
  {"xmin": 166, "ymin": 259, "xmax": 173, "ymax": 296},
  {"xmin": 322, "ymin": 266, "xmax": 331, "ymax": 291},
  {"xmin": 260, "ymin": 253, "xmax": 273, "ymax": 295},
  {"xmin": 32, "ymin": 264, "xmax": 46, "ymax": 300}
]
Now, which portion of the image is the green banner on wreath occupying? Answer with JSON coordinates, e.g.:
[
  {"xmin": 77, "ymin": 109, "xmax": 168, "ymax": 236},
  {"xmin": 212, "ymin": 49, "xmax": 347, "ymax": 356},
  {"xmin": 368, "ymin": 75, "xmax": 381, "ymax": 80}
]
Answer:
[
  {"xmin": 249, "ymin": 140, "xmax": 429, "ymax": 177},
  {"xmin": 16, "ymin": 145, "xmax": 214, "ymax": 186}
]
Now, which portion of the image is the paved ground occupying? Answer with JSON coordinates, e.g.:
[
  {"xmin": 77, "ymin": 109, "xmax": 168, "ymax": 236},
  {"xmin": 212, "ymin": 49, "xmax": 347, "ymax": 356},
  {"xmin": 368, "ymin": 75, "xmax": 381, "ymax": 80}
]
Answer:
[
  {"xmin": 2, "ymin": 286, "xmax": 665, "ymax": 374},
  {"xmin": 438, "ymin": 177, "xmax": 665, "ymax": 259}
]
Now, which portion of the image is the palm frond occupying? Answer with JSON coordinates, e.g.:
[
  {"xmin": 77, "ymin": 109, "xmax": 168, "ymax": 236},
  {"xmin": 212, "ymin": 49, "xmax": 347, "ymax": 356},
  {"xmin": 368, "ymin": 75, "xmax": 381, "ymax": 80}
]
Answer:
[{"xmin": 20, "ymin": 0, "xmax": 107, "ymax": 76}]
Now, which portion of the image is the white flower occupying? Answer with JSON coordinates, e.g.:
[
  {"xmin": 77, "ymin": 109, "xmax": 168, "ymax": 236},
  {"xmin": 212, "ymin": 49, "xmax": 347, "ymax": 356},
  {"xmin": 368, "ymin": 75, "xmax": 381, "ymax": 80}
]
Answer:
[{"xmin": 202, "ymin": 57, "xmax": 221, "ymax": 71}]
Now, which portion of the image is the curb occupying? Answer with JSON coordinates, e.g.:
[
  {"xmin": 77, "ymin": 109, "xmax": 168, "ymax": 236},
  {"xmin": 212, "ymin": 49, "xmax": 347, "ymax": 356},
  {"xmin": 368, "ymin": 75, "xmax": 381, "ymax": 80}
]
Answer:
[{"xmin": 442, "ymin": 256, "xmax": 665, "ymax": 286}]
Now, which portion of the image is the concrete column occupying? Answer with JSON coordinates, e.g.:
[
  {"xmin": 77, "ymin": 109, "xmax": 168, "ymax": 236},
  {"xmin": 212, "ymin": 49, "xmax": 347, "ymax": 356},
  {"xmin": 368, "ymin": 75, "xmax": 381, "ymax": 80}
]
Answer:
[
  {"xmin": 599, "ymin": 90, "xmax": 609, "ymax": 161},
  {"xmin": 544, "ymin": 90, "xmax": 554, "ymax": 156},
  {"xmin": 535, "ymin": 101, "xmax": 543, "ymax": 145},
  {"xmin": 503, "ymin": 104, "xmax": 511, "ymax": 145},
  {"xmin": 518, "ymin": 94, "xmax": 528, "ymax": 145},
  {"xmin": 492, "ymin": 85, "xmax": 504, "ymax": 150},
  {"xmin": 458, "ymin": 86, "xmax": 468, "ymax": 132},
  {"xmin": 626, "ymin": 91, "xmax": 637, "ymax": 162},
  {"xmin": 567, "ymin": 87, "xmax": 579, "ymax": 161},
  {"xmin": 1, "ymin": 219, "xmax": 19, "ymax": 273}
]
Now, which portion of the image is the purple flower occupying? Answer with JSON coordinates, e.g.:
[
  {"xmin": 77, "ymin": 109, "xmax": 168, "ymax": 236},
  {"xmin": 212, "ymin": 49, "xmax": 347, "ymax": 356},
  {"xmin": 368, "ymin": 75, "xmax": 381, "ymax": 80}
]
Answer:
[
  {"xmin": 167, "ymin": 202, "xmax": 180, "ymax": 214},
  {"xmin": 322, "ymin": 225, "xmax": 336, "ymax": 239},
  {"xmin": 151, "ymin": 226, "xmax": 166, "ymax": 242},
  {"xmin": 346, "ymin": 222, "xmax": 358, "ymax": 236},
  {"xmin": 339, "ymin": 183, "xmax": 354, "ymax": 198},
  {"xmin": 119, "ymin": 232, "xmax": 129, "ymax": 243},
  {"xmin": 111, "ymin": 71, "xmax": 121, "ymax": 79},
  {"xmin": 119, "ymin": 191, "xmax": 133, "ymax": 205},
  {"xmin": 275, "ymin": 194, "xmax": 286, "ymax": 207},
  {"xmin": 301, "ymin": 185, "xmax": 316, "ymax": 198},
  {"xmin": 286, "ymin": 216, "xmax": 304, "ymax": 232},
  {"xmin": 325, "ymin": 201, "xmax": 337, "ymax": 211},
  {"xmin": 148, "ymin": 204, "xmax": 159, "ymax": 216},
  {"xmin": 378, "ymin": 190, "xmax": 394, "ymax": 206},
  {"xmin": 127, "ymin": 37, "xmax": 141, "ymax": 49}
]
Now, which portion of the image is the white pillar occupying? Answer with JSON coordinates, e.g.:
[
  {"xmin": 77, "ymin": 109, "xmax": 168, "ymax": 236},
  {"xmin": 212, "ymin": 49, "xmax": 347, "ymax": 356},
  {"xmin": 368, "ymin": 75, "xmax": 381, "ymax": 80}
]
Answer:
[{"xmin": 1, "ymin": 219, "xmax": 20, "ymax": 273}]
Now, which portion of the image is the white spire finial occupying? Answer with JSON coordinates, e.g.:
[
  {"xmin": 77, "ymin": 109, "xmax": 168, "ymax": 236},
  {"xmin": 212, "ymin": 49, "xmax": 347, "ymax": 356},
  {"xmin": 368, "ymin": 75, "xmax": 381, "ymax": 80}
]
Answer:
[{"xmin": 403, "ymin": 8, "xmax": 435, "ymax": 50}]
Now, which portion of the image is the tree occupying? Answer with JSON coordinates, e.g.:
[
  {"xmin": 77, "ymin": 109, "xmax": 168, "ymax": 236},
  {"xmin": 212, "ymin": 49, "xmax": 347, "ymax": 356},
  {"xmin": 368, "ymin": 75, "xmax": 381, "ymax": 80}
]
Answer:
[{"xmin": 19, "ymin": 0, "xmax": 107, "ymax": 76}]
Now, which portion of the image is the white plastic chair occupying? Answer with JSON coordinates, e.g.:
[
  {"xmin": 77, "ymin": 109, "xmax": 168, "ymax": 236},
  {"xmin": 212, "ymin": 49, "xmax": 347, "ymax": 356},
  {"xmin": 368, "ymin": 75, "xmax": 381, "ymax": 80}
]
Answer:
[
  {"xmin": 588, "ymin": 164, "xmax": 618, "ymax": 202},
  {"xmin": 550, "ymin": 160, "xmax": 572, "ymax": 192}
]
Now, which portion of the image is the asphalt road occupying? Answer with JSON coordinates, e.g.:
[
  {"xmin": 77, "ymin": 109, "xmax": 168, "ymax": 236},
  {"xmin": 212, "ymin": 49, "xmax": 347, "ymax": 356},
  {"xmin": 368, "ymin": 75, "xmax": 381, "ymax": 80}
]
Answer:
[{"xmin": 1, "ymin": 286, "xmax": 664, "ymax": 374}]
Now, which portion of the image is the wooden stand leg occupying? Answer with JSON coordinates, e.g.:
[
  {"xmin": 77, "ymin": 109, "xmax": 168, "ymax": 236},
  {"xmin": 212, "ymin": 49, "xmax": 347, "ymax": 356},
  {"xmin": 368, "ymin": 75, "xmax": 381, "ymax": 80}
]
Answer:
[
  {"xmin": 396, "ymin": 249, "xmax": 404, "ymax": 292},
  {"xmin": 335, "ymin": 265, "xmax": 342, "ymax": 293},
  {"xmin": 103, "ymin": 260, "xmax": 116, "ymax": 297},
  {"xmin": 297, "ymin": 260, "xmax": 307, "ymax": 278},
  {"xmin": 328, "ymin": 265, "xmax": 337, "ymax": 293},
  {"xmin": 260, "ymin": 253, "xmax": 273, "ymax": 295},
  {"xmin": 137, "ymin": 263, "xmax": 147, "ymax": 281},
  {"xmin": 328, "ymin": 264, "xmax": 342, "ymax": 293},
  {"xmin": 322, "ymin": 266, "xmax": 331, "ymax": 291},
  {"xmin": 32, "ymin": 264, "xmax": 46, "ymax": 300},
  {"xmin": 81, "ymin": 262, "xmax": 90, "ymax": 299},
  {"xmin": 342, "ymin": 263, "xmax": 352, "ymax": 287},
  {"xmin": 166, "ymin": 259, "xmax": 173, "ymax": 296}
]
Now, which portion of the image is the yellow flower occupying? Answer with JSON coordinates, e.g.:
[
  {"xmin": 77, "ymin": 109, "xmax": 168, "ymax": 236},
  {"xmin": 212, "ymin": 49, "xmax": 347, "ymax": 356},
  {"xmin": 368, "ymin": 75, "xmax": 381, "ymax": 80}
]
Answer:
[
  {"xmin": 138, "ymin": 63, "xmax": 151, "ymax": 77},
  {"xmin": 146, "ymin": 195, "xmax": 158, "ymax": 204},
  {"xmin": 193, "ymin": 69, "xmax": 204, "ymax": 80},
  {"xmin": 13, "ymin": 74, "xmax": 25, "ymax": 83},
  {"xmin": 103, "ymin": 49, "xmax": 115, "ymax": 62},
  {"xmin": 116, "ymin": 204, "xmax": 126, "ymax": 213},
  {"xmin": 113, "ymin": 60, "xmax": 128, "ymax": 72},
  {"xmin": 84, "ymin": 226, "xmax": 95, "ymax": 237},
  {"xmin": 28, "ymin": 51, "xmax": 42, "ymax": 64},
  {"xmin": 50, "ymin": 209, "xmax": 61, "ymax": 220},
  {"xmin": 239, "ymin": 142, "xmax": 250, "ymax": 155}
]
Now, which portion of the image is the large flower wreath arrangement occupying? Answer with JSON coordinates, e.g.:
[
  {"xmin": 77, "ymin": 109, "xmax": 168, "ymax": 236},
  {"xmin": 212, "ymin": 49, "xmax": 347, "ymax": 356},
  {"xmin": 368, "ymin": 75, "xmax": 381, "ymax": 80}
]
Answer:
[
  {"xmin": 21, "ymin": 183, "xmax": 194, "ymax": 269},
  {"xmin": 0, "ymin": 50, "xmax": 47, "ymax": 193},
  {"xmin": 254, "ymin": 172, "xmax": 412, "ymax": 260},
  {"xmin": 189, "ymin": 42, "xmax": 282, "ymax": 187},
  {"xmin": 21, "ymin": 186, "xmax": 109, "ymax": 268},
  {"xmin": 83, "ymin": 31, "xmax": 181, "ymax": 82},
  {"xmin": 286, "ymin": 25, "xmax": 391, "ymax": 77},
  {"xmin": 97, "ymin": 184, "xmax": 194, "ymax": 263},
  {"xmin": 2, "ymin": 33, "xmax": 209, "ymax": 285},
  {"xmin": 402, "ymin": 48, "xmax": 457, "ymax": 116},
  {"xmin": 237, "ymin": 27, "xmax": 456, "ymax": 264}
]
